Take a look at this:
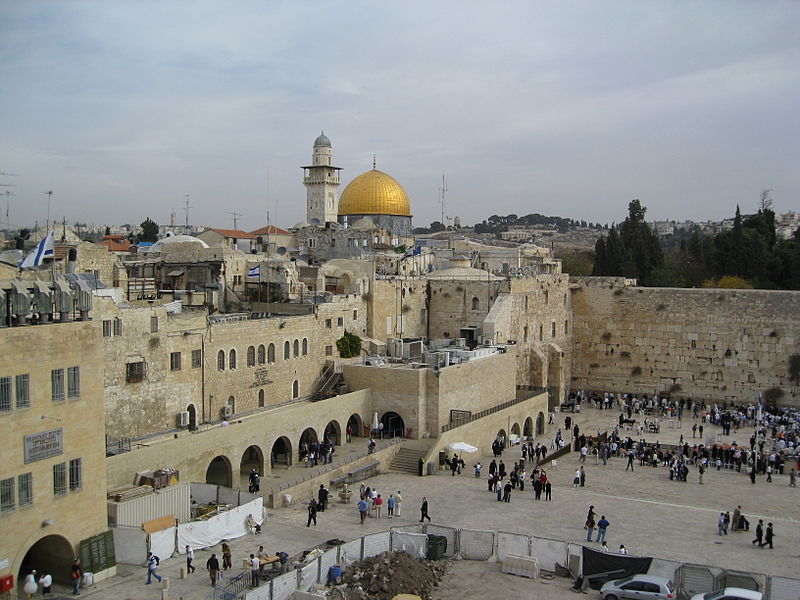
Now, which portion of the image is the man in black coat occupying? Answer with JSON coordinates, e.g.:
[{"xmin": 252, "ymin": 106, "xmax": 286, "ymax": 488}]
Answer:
[
  {"xmin": 419, "ymin": 496, "xmax": 431, "ymax": 522},
  {"xmin": 318, "ymin": 484, "xmax": 329, "ymax": 511},
  {"xmin": 752, "ymin": 519, "xmax": 763, "ymax": 546}
]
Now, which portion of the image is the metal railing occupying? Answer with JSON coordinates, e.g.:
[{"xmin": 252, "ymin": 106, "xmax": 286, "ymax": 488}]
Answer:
[
  {"xmin": 215, "ymin": 571, "xmax": 249, "ymax": 600},
  {"xmin": 441, "ymin": 387, "xmax": 547, "ymax": 433}
]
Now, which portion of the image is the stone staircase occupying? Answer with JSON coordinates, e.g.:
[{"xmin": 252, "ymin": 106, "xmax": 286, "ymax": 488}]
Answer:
[{"xmin": 390, "ymin": 439, "xmax": 435, "ymax": 473}]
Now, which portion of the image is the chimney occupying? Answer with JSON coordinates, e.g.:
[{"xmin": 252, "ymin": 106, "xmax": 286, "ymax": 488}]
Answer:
[{"xmin": 66, "ymin": 248, "xmax": 77, "ymax": 274}]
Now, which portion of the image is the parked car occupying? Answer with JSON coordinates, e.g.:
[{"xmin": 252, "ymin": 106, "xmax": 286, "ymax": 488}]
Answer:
[
  {"xmin": 689, "ymin": 588, "xmax": 762, "ymax": 600},
  {"xmin": 600, "ymin": 574, "xmax": 675, "ymax": 600}
]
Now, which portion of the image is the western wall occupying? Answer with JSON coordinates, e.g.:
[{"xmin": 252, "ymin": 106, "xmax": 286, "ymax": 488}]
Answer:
[{"xmin": 570, "ymin": 276, "xmax": 800, "ymax": 405}]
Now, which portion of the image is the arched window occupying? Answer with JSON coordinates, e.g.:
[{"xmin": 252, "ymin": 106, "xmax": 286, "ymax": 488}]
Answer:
[
  {"xmin": 258, "ymin": 389, "xmax": 265, "ymax": 408},
  {"xmin": 283, "ymin": 341, "xmax": 290, "ymax": 360},
  {"xmin": 229, "ymin": 349, "xmax": 237, "ymax": 369},
  {"xmin": 302, "ymin": 338, "xmax": 308, "ymax": 356},
  {"xmin": 293, "ymin": 339, "xmax": 300, "ymax": 358},
  {"xmin": 227, "ymin": 396, "xmax": 235, "ymax": 414},
  {"xmin": 268, "ymin": 343, "xmax": 275, "ymax": 363},
  {"xmin": 292, "ymin": 380, "xmax": 299, "ymax": 398},
  {"xmin": 217, "ymin": 350, "xmax": 225, "ymax": 371},
  {"xmin": 257, "ymin": 344, "xmax": 265, "ymax": 365},
  {"xmin": 471, "ymin": 297, "xmax": 480, "ymax": 310},
  {"xmin": 247, "ymin": 346, "xmax": 256, "ymax": 367}
]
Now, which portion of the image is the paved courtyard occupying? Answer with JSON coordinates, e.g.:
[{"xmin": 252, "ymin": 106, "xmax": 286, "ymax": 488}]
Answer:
[{"xmin": 50, "ymin": 404, "xmax": 798, "ymax": 599}]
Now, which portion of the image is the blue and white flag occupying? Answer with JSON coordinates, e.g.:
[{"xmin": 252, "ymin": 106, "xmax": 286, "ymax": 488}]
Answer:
[
  {"xmin": 19, "ymin": 232, "xmax": 54, "ymax": 269},
  {"xmin": 247, "ymin": 265, "xmax": 260, "ymax": 278}
]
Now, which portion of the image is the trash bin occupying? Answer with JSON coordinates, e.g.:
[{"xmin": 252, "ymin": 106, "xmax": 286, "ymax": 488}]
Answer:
[
  {"xmin": 426, "ymin": 535, "xmax": 447, "ymax": 560},
  {"xmin": 328, "ymin": 565, "xmax": 343, "ymax": 584}
]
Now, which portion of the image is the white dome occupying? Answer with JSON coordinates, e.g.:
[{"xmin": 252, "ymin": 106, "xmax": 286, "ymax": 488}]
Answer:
[{"xmin": 146, "ymin": 235, "xmax": 209, "ymax": 253}]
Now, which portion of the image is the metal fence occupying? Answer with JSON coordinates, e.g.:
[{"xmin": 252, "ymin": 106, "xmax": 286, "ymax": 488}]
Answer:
[{"xmin": 219, "ymin": 525, "xmax": 799, "ymax": 600}]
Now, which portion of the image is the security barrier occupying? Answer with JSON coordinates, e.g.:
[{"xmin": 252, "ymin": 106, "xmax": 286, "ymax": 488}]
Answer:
[
  {"xmin": 426, "ymin": 524, "xmax": 459, "ymax": 558},
  {"xmin": 496, "ymin": 532, "xmax": 530, "ymax": 562},
  {"xmin": 458, "ymin": 528, "xmax": 495, "ymax": 560}
]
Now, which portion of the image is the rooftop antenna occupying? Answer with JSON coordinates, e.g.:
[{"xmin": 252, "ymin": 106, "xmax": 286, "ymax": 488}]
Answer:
[
  {"xmin": 183, "ymin": 193, "xmax": 192, "ymax": 232},
  {"xmin": 372, "ymin": 154, "xmax": 376, "ymax": 170},
  {"xmin": 439, "ymin": 172, "xmax": 447, "ymax": 228},
  {"xmin": 3, "ymin": 190, "xmax": 14, "ymax": 231},
  {"xmin": 226, "ymin": 211, "xmax": 242, "ymax": 230},
  {"xmin": 45, "ymin": 190, "xmax": 53, "ymax": 232}
]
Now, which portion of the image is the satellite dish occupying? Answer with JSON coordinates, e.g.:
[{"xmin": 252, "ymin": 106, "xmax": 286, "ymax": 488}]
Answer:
[{"xmin": 277, "ymin": 247, "xmax": 287, "ymax": 256}]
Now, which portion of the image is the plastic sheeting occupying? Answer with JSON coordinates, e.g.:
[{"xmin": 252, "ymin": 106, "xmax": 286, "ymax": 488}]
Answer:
[
  {"xmin": 459, "ymin": 529, "xmax": 495, "ymax": 560},
  {"xmin": 318, "ymin": 548, "xmax": 338, "ymax": 583},
  {"xmin": 112, "ymin": 526, "xmax": 148, "ymax": 565},
  {"xmin": 529, "ymin": 536, "xmax": 567, "ymax": 573},
  {"xmin": 270, "ymin": 571, "xmax": 297, "ymax": 600},
  {"xmin": 768, "ymin": 575, "xmax": 800, "ymax": 600},
  {"xmin": 426, "ymin": 525, "xmax": 458, "ymax": 558},
  {"xmin": 339, "ymin": 539, "xmax": 362, "ymax": 564},
  {"xmin": 648, "ymin": 558, "xmax": 681, "ymax": 582},
  {"xmin": 149, "ymin": 527, "xmax": 176, "ymax": 562},
  {"xmin": 497, "ymin": 532, "xmax": 529, "ymax": 562},
  {"xmin": 177, "ymin": 497, "xmax": 263, "ymax": 551},
  {"xmin": 390, "ymin": 532, "xmax": 427, "ymax": 560},
  {"xmin": 362, "ymin": 531, "xmax": 390, "ymax": 558},
  {"xmin": 298, "ymin": 558, "xmax": 319, "ymax": 592},
  {"xmin": 245, "ymin": 585, "xmax": 271, "ymax": 600}
]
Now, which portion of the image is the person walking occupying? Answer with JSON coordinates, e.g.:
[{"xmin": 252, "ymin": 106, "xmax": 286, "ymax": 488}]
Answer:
[
  {"xmin": 318, "ymin": 484, "xmax": 329, "ymax": 511},
  {"xmin": 760, "ymin": 523, "xmax": 774, "ymax": 548},
  {"xmin": 585, "ymin": 506, "xmax": 596, "ymax": 542},
  {"xmin": 731, "ymin": 507, "xmax": 741, "ymax": 532},
  {"xmin": 387, "ymin": 494, "xmax": 396, "ymax": 518},
  {"xmin": 503, "ymin": 482, "xmax": 512, "ymax": 503},
  {"xmin": 698, "ymin": 462, "xmax": 705, "ymax": 484},
  {"xmin": 596, "ymin": 516, "xmax": 609, "ymax": 543},
  {"xmin": 752, "ymin": 519, "xmax": 764, "ymax": 546},
  {"xmin": 718, "ymin": 513, "xmax": 728, "ymax": 536},
  {"xmin": 395, "ymin": 491, "xmax": 402, "ymax": 517},
  {"xmin": 70, "ymin": 559, "xmax": 82, "ymax": 595},
  {"xmin": 206, "ymin": 553, "xmax": 220, "ymax": 586},
  {"xmin": 420, "ymin": 496, "xmax": 431, "ymax": 522},
  {"xmin": 307, "ymin": 498, "xmax": 318, "ymax": 527},
  {"xmin": 249, "ymin": 554, "xmax": 260, "ymax": 587},
  {"xmin": 573, "ymin": 468, "xmax": 580, "ymax": 487},
  {"xmin": 146, "ymin": 552, "xmax": 162, "ymax": 584},
  {"xmin": 545, "ymin": 481, "xmax": 552, "ymax": 500},
  {"xmin": 580, "ymin": 466, "xmax": 586, "ymax": 487},
  {"xmin": 625, "ymin": 450, "xmax": 635, "ymax": 471},
  {"xmin": 358, "ymin": 498, "xmax": 368, "ymax": 525},
  {"xmin": 790, "ymin": 469, "xmax": 797, "ymax": 487},
  {"xmin": 185, "ymin": 545, "xmax": 196, "ymax": 573}
]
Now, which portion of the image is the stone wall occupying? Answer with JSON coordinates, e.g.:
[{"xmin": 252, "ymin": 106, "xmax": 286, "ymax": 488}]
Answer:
[
  {"xmin": 570, "ymin": 277, "xmax": 800, "ymax": 404},
  {"xmin": 368, "ymin": 278, "xmax": 428, "ymax": 342}
]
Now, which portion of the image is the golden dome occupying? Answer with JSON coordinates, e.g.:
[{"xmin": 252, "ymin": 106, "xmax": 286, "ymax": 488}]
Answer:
[{"xmin": 338, "ymin": 169, "xmax": 411, "ymax": 217}]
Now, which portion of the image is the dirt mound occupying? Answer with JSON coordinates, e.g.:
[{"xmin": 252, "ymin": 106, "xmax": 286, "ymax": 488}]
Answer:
[{"xmin": 330, "ymin": 550, "xmax": 447, "ymax": 600}]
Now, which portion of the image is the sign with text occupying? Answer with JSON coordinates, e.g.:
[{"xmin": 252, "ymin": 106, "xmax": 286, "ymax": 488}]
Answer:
[{"xmin": 24, "ymin": 428, "xmax": 64, "ymax": 464}]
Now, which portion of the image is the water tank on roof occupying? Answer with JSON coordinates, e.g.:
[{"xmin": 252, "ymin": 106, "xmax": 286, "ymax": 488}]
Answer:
[
  {"xmin": 53, "ymin": 278, "xmax": 74, "ymax": 322},
  {"xmin": 32, "ymin": 281, "xmax": 54, "ymax": 323},
  {"xmin": 10, "ymin": 281, "xmax": 32, "ymax": 326}
]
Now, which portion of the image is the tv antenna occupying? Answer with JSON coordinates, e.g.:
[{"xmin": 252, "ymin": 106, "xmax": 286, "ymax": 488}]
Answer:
[
  {"xmin": 226, "ymin": 211, "xmax": 242, "ymax": 230},
  {"xmin": 183, "ymin": 193, "xmax": 192, "ymax": 232},
  {"xmin": 3, "ymin": 190, "xmax": 14, "ymax": 231},
  {"xmin": 45, "ymin": 190, "xmax": 53, "ymax": 232}
]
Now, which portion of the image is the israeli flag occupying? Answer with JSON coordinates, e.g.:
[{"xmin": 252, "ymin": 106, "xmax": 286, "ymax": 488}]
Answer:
[
  {"xmin": 247, "ymin": 265, "xmax": 260, "ymax": 278},
  {"xmin": 19, "ymin": 232, "xmax": 55, "ymax": 269}
]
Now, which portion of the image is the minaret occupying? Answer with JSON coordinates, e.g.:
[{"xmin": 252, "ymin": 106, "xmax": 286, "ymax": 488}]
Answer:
[{"xmin": 302, "ymin": 132, "xmax": 342, "ymax": 225}]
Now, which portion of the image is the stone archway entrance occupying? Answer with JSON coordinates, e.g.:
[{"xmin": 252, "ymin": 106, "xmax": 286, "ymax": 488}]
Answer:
[
  {"xmin": 206, "ymin": 455, "xmax": 232, "ymax": 487},
  {"xmin": 186, "ymin": 404, "xmax": 197, "ymax": 429},
  {"xmin": 380, "ymin": 412, "xmax": 405, "ymax": 438},
  {"xmin": 324, "ymin": 420, "xmax": 341, "ymax": 445},
  {"xmin": 536, "ymin": 412, "xmax": 545, "ymax": 435},
  {"xmin": 347, "ymin": 414, "xmax": 363, "ymax": 441},
  {"xmin": 240, "ymin": 445, "xmax": 264, "ymax": 489},
  {"xmin": 271, "ymin": 436, "xmax": 292, "ymax": 467},
  {"xmin": 523, "ymin": 416, "xmax": 533, "ymax": 438},
  {"xmin": 19, "ymin": 534, "xmax": 74, "ymax": 587}
]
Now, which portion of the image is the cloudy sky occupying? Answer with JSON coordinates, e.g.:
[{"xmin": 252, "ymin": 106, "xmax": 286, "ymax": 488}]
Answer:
[{"xmin": 1, "ymin": 1, "xmax": 798, "ymax": 232}]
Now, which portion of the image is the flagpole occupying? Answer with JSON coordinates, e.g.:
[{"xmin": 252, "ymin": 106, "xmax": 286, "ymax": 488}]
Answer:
[{"xmin": 45, "ymin": 191, "xmax": 53, "ymax": 233}]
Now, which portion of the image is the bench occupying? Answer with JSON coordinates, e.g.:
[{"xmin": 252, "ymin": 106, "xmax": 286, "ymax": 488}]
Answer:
[
  {"xmin": 347, "ymin": 461, "xmax": 379, "ymax": 484},
  {"xmin": 330, "ymin": 474, "xmax": 349, "ymax": 488}
]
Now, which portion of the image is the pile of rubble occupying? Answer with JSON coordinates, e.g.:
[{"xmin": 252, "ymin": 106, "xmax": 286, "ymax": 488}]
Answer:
[{"xmin": 328, "ymin": 551, "xmax": 447, "ymax": 600}]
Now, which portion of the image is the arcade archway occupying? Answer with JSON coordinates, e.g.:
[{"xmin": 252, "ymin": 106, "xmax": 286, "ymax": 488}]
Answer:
[
  {"xmin": 523, "ymin": 417, "xmax": 533, "ymax": 438},
  {"xmin": 299, "ymin": 428, "xmax": 318, "ymax": 460},
  {"xmin": 510, "ymin": 422, "xmax": 521, "ymax": 437},
  {"xmin": 240, "ymin": 445, "xmax": 264, "ymax": 488},
  {"xmin": 347, "ymin": 414, "xmax": 363, "ymax": 440},
  {"xmin": 380, "ymin": 412, "xmax": 405, "ymax": 438},
  {"xmin": 271, "ymin": 436, "xmax": 291, "ymax": 467},
  {"xmin": 536, "ymin": 412, "xmax": 545, "ymax": 435},
  {"xmin": 324, "ymin": 420, "xmax": 341, "ymax": 445},
  {"xmin": 187, "ymin": 404, "xmax": 197, "ymax": 429},
  {"xmin": 19, "ymin": 534, "xmax": 73, "ymax": 586},
  {"xmin": 206, "ymin": 455, "xmax": 232, "ymax": 487}
]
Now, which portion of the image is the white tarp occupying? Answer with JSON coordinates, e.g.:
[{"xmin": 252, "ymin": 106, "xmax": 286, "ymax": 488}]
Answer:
[
  {"xmin": 177, "ymin": 497, "xmax": 264, "ymax": 551},
  {"xmin": 149, "ymin": 527, "xmax": 176, "ymax": 561},
  {"xmin": 497, "ymin": 532, "xmax": 529, "ymax": 561},
  {"xmin": 298, "ymin": 558, "xmax": 319, "ymax": 591},
  {"xmin": 340, "ymin": 539, "xmax": 362, "ymax": 564},
  {"xmin": 318, "ymin": 548, "xmax": 338, "ymax": 583},
  {"xmin": 113, "ymin": 526, "xmax": 147, "ymax": 565},
  {"xmin": 530, "ymin": 537, "xmax": 567, "ymax": 572},
  {"xmin": 271, "ymin": 570, "xmax": 298, "ymax": 600},
  {"xmin": 362, "ymin": 531, "xmax": 390, "ymax": 558},
  {"xmin": 391, "ymin": 532, "xmax": 427, "ymax": 560}
]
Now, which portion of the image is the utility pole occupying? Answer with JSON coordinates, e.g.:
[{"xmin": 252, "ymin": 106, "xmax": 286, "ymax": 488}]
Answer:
[
  {"xmin": 439, "ymin": 172, "xmax": 447, "ymax": 228},
  {"xmin": 45, "ymin": 190, "xmax": 53, "ymax": 232},
  {"xmin": 3, "ymin": 190, "xmax": 14, "ymax": 231}
]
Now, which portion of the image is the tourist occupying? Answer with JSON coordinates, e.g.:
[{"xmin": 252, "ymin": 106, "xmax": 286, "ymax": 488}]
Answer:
[
  {"xmin": 206, "ymin": 553, "xmax": 220, "ymax": 586},
  {"xmin": 249, "ymin": 554, "xmax": 260, "ymax": 587},
  {"xmin": 146, "ymin": 552, "xmax": 162, "ymax": 584},
  {"xmin": 70, "ymin": 559, "xmax": 82, "ymax": 595},
  {"xmin": 387, "ymin": 494, "xmax": 396, "ymax": 518},
  {"xmin": 573, "ymin": 468, "xmax": 580, "ymax": 487},
  {"xmin": 358, "ymin": 497, "xmax": 368, "ymax": 525},
  {"xmin": 503, "ymin": 481, "xmax": 512, "ymax": 503},
  {"xmin": 596, "ymin": 516, "xmax": 609, "ymax": 543},
  {"xmin": 474, "ymin": 462, "xmax": 482, "ymax": 478},
  {"xmin": 618, "ymin": 544, "xmax": 629, "ymax": 554},
  {"xmin": 222, "ymin": 543, "xmax": 232, "ymax": 570},
  {"xmin": 395, "ymin": 491, "xmax": 402, "ymax": 517},
  {"xmin": 185, "ymin": 544, "xmax": 196, "ymax": 574}
]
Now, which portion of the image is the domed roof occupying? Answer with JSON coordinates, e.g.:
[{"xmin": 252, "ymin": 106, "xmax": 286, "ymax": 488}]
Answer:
[
  {"xmin": 314, "ymin": 132, "xmax": 331, "ymax": 147},
  {"xmin": 145, "ymin": 233, "xmax": 209, "ymax": 253},
  {"xmin": 338, "ymin": 169, "xmax": 411, "ymax": 217}
]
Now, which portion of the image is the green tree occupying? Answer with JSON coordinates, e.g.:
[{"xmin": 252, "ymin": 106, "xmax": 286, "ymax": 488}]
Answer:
[
  {"xmin": 336, "ymin": 331, "xmax": 362, "ymax": 358},
  {"xmin": 619, "ymin": 199, "xmax": 663, "ymax": 282},
  {"xmin": 139, "ymin": 217, "xmax": 159, "ymax": 242}
]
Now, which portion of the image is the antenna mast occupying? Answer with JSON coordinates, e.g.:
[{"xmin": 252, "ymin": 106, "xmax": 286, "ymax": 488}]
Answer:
[
  {"xmin": 226, "ymin": 211, "xmax": 242, "ymax": 230},
  {"xmin": 183, "ymin": 194, "xmax": 192, "ymax": 233},
  {"xmin": 45, "ymin": 190, "xmax": 53, "ymax": 232},
  {"xmin": 439, "ymin": 172, "xmax": 447, "ymax": 227}
]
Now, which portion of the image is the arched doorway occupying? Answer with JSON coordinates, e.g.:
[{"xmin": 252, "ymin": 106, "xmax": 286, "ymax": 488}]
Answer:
[
  {"xmin": 510, "ymin": 422, "xmax": 521, "ymax": 443},
  {"xmin": 299, "ymin": 428, "xmax": 318, "ymax": 461},
  {"xmin": 536, "ymin": 411, "xmax": 545, "ymax": 435},
  {"xmin": 324, "ymin": 420, "xmax": 341, "ymax": 445},
  {"xmin": 206, "ymin": 455, "xmax": 232, "ymax": 487},
  {"xmin": 240, "ymin": 445, "xmax": 264, "ymax": 489},
  {"xmin": 19, "ymin": 534, "xmax": 73, "ymax": 587},
  {"xmin": 271, "ymin": 437, "xmax": 291, "ymax": 467},
  {"xmin": 347, "ymin": 414, "xmax": 363, "ymax": 441},
  {"xmin": 523, "ymin": 416, "xmax": 533, "ymax": 438},
  {"xmin": 380, "ymin": 412, "xmax": 405, "ymax": 438},
  {"xmin": 187, "ymin": 404, "xmax": 197, "ymax": 429}
]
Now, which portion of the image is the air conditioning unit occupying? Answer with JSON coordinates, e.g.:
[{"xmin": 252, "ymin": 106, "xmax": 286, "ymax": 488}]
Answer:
[
  {"xmin": 176, "ymin": 411, "xmax": 190, "ymax": 427},
  {"xmin": 220, "ymin": 405, "xmax": 233, "ymax": 419}
]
